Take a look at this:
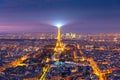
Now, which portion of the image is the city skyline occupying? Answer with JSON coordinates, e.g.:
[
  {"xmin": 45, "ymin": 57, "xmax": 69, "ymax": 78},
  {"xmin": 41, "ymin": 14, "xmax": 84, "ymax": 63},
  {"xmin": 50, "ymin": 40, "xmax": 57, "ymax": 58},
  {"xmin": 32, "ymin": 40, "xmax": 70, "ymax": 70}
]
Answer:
[
  {"xmin": 0, "ymin": 1, "xmax": 120, "ymax": 80},
  {"xmin": 0, "ymin": 0, "xmax": 120, "ymax": 33},
  {"xmin": 0, "ymin": 25, "xmax": 120, "ymax": 80}
]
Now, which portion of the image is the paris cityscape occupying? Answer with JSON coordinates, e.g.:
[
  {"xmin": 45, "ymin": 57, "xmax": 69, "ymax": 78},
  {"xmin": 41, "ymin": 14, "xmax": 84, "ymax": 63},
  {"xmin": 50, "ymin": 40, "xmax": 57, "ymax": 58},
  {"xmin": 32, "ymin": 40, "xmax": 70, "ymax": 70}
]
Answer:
[{"xmin": 0, "ymin": 0, "xmax": 120, "ymax": 80}]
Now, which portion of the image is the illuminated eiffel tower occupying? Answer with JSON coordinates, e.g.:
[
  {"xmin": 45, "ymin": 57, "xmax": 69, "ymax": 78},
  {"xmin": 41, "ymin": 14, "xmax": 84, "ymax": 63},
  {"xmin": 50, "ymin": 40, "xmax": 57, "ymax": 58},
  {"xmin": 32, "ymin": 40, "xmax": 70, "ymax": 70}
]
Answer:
[{"xmin": 54, "ymin": 26, "xmax": 64, "ymax": 52}]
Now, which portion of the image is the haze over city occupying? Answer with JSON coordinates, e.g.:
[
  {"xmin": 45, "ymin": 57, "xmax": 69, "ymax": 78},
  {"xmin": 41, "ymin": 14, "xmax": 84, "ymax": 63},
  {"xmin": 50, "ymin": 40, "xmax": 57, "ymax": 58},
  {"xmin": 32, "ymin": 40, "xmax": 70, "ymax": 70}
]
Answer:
[{"xmin": 0, "ymin": 0, "xmax": 120, "ymax": 33}]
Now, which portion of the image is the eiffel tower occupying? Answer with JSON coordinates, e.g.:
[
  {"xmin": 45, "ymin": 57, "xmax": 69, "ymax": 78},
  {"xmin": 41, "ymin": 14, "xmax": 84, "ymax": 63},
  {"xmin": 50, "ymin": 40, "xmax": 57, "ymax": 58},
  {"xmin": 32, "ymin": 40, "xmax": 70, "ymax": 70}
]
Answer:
[{"xmin": 54, "ymin": 27, "xmax": 64, "ymax": 53}]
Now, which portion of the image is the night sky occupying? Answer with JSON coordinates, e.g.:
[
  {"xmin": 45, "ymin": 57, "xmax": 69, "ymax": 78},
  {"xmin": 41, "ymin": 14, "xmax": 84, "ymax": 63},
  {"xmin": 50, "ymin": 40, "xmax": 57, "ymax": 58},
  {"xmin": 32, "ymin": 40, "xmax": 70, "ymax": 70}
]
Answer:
[{"xmin": 0, "ymin": 0, "xmax": 120, "ymax": 33}]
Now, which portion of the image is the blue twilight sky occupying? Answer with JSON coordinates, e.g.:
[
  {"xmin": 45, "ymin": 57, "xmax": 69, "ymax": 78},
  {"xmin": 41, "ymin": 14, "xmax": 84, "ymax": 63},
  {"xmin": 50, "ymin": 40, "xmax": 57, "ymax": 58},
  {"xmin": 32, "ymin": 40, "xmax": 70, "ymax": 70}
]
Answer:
[{"xmin": 0, "ymin": 0, "xmax": 120, "ymax": 33}]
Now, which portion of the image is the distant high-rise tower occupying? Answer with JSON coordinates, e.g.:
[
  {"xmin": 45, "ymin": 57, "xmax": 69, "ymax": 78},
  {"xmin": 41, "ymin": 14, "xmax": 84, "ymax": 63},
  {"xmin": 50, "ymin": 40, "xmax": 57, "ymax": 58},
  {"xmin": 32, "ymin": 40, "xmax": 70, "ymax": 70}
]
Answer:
[{"xmin": 54, "ymin": 27, "xmax": 64, "ymax": 52}]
